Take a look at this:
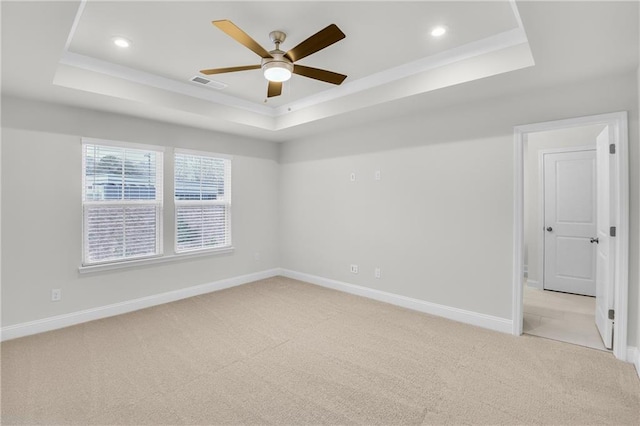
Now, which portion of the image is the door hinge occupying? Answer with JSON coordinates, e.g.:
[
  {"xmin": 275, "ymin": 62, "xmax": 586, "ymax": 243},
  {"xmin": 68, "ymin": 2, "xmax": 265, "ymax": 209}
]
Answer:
[
  {"xmin": 610, "ymin": 226, "xmax": 616, "ymax": 237},
  {"xmin": 609, "ymin": 144, "xmax": 616, "ymax": 154},
  {"xmin": 608, "ymin": 309, "xmax": 615, "ymax": 320}
]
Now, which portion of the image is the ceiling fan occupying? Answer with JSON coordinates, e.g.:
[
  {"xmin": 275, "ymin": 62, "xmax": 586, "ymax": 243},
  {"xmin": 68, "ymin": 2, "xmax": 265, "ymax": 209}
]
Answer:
[{"xmin": 200, "ymin": 20, "xmax": 347, "ymax": 98}]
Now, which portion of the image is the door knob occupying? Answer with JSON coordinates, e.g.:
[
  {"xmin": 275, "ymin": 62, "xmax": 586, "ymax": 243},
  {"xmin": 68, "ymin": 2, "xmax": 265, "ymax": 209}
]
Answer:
[
  {"xmin": 590, "ymin": 237, "xmax": 599, "ymax": 244},
  {"xmin": 546, "ymin": 227, "xmax": 553, "ymax": 232}
]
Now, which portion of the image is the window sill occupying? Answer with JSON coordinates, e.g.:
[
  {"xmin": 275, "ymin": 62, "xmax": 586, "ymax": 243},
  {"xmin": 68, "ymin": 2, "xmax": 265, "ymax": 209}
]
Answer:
[{"xmin": 78, "ymin": 247, "xmax": 235, "ymax": 274}]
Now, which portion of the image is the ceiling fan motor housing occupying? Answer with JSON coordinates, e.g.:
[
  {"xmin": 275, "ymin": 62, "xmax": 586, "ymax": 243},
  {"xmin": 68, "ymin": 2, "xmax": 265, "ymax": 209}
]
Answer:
[{"xmin": 261, "ymin": 31, "xmax": 293, "ymax": 80}]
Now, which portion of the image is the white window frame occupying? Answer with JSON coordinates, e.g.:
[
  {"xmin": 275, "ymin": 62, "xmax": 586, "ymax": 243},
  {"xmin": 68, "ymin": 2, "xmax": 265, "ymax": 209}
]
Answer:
[
  {"xmin": 174, "ymin": 149, "xmax": 232, "ymax": 254},
  {"xmin": 81, "ymin": 138, "xmax": 165, "ymax": 267}
]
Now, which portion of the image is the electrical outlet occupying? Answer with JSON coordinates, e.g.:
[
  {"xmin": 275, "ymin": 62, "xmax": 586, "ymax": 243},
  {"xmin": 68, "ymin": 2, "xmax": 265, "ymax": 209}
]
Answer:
[
  {"xmin": 374, "ymin": 268, "xmax": 381, "ymax": 279},
  {"xmin": 375, "ymin": 170, "xmax": 381, "ymax": 181},
  {"xmin": 254, "ymin": 252, "xmax": 261, "ymax": 261},
  {"xmin": 350, "ymin": 264, "xmax": 359, "ymax": 274},
  {"xmin": 51, "ymin": 289, "xmax": 61, "ymax": 302},
  {"xmin": 350, "ymin": 172, "xmax": 356, "ymax": 182}
]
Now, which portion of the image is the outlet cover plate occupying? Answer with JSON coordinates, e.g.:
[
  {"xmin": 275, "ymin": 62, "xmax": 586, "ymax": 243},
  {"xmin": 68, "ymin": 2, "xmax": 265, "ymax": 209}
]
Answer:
[{"xmin": 51, "ymin": 289, "xmax": 61, "ymax": 302}]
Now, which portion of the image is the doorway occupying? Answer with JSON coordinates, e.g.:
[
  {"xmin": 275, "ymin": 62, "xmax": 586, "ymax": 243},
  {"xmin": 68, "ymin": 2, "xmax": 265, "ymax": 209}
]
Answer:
[
  {"xmin": 513, "ymin": 112, "xmax": 629, "ymax": 361},
  {"xmin": 523, "ymin": 286, "xmax": 606, "ymax": 351}
]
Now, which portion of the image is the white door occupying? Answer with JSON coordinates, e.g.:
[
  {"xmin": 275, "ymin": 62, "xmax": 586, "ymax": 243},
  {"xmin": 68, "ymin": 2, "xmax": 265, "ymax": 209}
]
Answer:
[
  {"xmin": 543, "ymin": 150, "xmax": 597, "ymax": 296},
  {"xmin": 595, "ymin": 127, "xmax": 614, "ymax": 349}
]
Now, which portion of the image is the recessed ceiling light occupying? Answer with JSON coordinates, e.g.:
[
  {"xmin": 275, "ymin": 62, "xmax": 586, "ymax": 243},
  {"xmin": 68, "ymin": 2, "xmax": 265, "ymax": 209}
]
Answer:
[
  {"xmin": 112, "ymin": 37, "xmax": 131, "ymax": 48},
  {"xmin": 430, "ymin": 26, "xmax": 447, "ymax": 37}
]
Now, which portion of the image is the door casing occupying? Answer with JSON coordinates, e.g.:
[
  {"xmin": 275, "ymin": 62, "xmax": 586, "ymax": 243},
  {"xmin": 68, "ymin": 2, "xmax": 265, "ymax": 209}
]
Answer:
[{"xmin": 513, "ymin": 112, "xmax": 629, "ymax": 361}]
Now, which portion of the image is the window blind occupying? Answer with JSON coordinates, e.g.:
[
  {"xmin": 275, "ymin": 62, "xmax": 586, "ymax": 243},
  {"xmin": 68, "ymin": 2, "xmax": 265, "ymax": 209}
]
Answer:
[
  {"xmin": 175, "ymin": 152, "xmax": 231, "ymax": 253},
  {"xmin": 82, "ymin": 142, "xmax": 163, "ymax": 265}
]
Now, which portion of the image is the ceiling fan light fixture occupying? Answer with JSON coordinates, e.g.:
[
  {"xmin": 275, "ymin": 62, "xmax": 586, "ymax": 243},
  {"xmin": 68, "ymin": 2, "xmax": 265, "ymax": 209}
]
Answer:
[{"xmin": 263, "ymin": 60, "xmax": 293, "ymax": 82}]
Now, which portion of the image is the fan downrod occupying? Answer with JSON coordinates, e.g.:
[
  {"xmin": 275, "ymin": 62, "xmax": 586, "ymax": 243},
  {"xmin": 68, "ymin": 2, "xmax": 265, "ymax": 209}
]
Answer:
[{"xmin": 269, "ymin": 31, "xmax": 287, "ymax": 50}]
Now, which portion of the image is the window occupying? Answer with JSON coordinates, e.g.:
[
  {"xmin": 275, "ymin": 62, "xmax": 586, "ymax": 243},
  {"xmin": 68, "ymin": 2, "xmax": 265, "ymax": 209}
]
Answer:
[
  {"xmin": 82, "ymin": 141, "xmax": 163, "ymax": 265},
  {"xmin": 175, "ymin": 151, "xmax": 231, "ymax": 253}
]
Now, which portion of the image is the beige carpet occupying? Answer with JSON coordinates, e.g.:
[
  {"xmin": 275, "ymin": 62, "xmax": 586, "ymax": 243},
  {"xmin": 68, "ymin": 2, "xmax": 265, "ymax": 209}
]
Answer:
[{"xmin": 2, "ymin": 277, "xmax": 639, "ymax": 425}]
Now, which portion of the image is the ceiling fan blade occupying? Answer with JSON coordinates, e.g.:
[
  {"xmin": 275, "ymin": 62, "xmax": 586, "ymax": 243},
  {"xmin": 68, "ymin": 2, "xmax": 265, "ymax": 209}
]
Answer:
[
  {"xmin": 267, "ymin": 81, "xmax": 282, "ymax": 98},
  {"xmin": 213, "ymin": 20, "xmax": 273, "ymax": 59},
  {"xmin": 285, "ymin": 24, "xmax": 345, "ymax": 62},
  {"xmin": 293, "ymin": 65, "xmax": 347, "ymax": 85},
  {"xmin": 200, "ymin": 65, "xmax": 261, "ymax": 75}
]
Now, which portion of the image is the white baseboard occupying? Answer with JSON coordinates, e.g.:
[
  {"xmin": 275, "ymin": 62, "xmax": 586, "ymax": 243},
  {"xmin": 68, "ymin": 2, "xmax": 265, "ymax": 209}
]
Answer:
[
  {"xmin": 627, "ymin": 346, "xmax": 640, "ymax": 378},
  {"xmin": 1, "ymin": 268, "xmax": 280, "ymax": 342},
  {"xmin": 280, "ymin": 269, "xmax": 513, "ymax": 334},
  {"xmin": 526, "ymin": 279, "xmax": 542, "ymax": 289}
]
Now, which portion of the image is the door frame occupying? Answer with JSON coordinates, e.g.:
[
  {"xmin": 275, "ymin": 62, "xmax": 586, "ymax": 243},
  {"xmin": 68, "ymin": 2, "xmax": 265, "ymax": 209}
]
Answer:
[
  {"xmin": 537, "ymin": 146, "xmax": 596, "ymax": 292},
  {"xmin": 512, "ymin": 111, "xmax": 629, "ymax": 361}
]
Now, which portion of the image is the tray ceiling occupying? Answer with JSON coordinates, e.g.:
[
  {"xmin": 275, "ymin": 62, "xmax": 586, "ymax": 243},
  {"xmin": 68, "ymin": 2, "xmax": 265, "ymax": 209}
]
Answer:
[
  {"xmin": 52, "ymin": 1, "xmax": 533, "ymax": 131},
  {"xmin": 5, "ymin": 1, "xmax": 635, "ymax": 140}
]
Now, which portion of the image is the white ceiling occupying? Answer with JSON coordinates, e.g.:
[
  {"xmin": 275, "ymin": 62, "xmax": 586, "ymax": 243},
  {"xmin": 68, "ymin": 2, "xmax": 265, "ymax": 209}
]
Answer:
[
  {"xmin": 1, "ymin": 1, "xmax": 638, "ymax": 142},
  {"xmin": 68, "ymin": 1, "xmax": 519, "ymax": 106}
]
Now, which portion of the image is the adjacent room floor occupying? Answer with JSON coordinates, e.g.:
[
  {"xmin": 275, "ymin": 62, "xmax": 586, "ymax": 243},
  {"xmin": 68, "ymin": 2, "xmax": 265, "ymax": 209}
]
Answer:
[
  {"xmin": 523, "ymin": 284, "xmax": 607, "ymax": 351},
  {"xmin": 2, "ymin": 277, "xmax": 638, "ymax": 425}
]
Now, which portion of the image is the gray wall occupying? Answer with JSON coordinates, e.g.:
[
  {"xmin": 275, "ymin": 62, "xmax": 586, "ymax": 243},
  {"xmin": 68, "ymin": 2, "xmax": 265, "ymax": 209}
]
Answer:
[
  {"xmin": 524, "ymin": 124, "xmax": 605, "ymax": 285},
  {"xmin": 1, "ymin": 97, "xmax": 280, "ymax": 326},
  {"xmin": 279, "ymin": 71, "xmax": 639, "ymax": 345}
]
